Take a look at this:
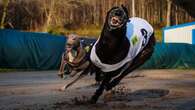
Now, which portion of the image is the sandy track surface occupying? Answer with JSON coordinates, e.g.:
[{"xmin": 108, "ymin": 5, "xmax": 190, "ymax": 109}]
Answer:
[{"xmin": 0, "ymin": 70, "xmax": 195, "ymax": 110}]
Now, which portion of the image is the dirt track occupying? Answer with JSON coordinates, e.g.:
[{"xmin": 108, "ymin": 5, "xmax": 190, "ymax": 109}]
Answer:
[{"xmin": 0, "ymin": 70, "xmax": 195, "ymax": 110}]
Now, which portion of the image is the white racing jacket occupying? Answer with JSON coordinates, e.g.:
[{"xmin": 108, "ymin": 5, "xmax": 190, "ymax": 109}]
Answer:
[{"xmin": 90, "ymin": 17, "xmax": 154, "ymax": 72}]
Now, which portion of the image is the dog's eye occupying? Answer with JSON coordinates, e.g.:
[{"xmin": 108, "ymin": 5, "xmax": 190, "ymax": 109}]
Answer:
[{"xmin": 115, "ymin": 11, "xmax": 122, "ymax": 16}]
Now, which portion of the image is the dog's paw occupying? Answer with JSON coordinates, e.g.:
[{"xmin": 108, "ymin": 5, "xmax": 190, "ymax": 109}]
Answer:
[
  {"xmin": 57, "ymin": 73, "xmax": 64, "ymax": 78},
  {"xmin": 58, "ymin": 86, "xmax": 66, "ymax": 91}
]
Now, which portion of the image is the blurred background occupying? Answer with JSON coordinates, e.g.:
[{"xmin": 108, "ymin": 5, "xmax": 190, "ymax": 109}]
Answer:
[{"xmin": 0, "ymin": 0, "xmax": 194, "ymax": 41}]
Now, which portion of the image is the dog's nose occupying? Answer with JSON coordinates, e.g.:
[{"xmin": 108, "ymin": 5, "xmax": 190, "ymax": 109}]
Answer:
[
  {"xmin": 111, "ymin": 17, "xmax": 122, "ymax": 27},
  {"xmin": 112, "ymin": 17, "xmax": 119, "ymax": 23}
]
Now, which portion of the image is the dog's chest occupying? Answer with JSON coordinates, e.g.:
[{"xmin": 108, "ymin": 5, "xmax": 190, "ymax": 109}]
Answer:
[{"xmin": 90, "ymin": 17, "xmax": 154, "ymax": 72}]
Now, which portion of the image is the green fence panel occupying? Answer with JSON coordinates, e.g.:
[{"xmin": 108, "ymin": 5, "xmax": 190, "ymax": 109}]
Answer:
[
  {"xmin": 141, "ymin": 43, "xmax": 195, "ymax": 69},
  {"xmin": 0, "ymin": 29, "xmax": 66, "ymax": 70},
  {"xmin": 1, "ymin": 29, "xmax": 195, "ymax": 70}
]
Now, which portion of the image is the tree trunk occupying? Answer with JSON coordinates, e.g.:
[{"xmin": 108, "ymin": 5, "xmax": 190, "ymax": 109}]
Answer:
[
  {"xmin": 0, "ymin": 0, "xmax": 9, "ymax": 29},
  {"xmin": 166, "ymin": 0, "xmax": 172, "ymax": 26},
  {"xmin": 175, "ymin": 5, "xmax": 178, "ymax": 25},
  {"xmin": 132, "ymin": 0, "xmax": 135, "ymax": 17},
  {"xmin": 141, "ymin": 0, "xmax": 145, "ymax": 18}
]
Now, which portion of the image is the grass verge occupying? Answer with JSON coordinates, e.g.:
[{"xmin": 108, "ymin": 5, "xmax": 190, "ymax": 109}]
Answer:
[{"xmin": 48, "ymin": 25, "xmax": 163, "ymax": 41}]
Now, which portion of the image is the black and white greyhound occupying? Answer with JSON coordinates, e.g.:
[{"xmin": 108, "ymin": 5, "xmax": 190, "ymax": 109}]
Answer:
[{"xmin": 64, "ymin": 5, "xmax": 155, "ymax": 104}]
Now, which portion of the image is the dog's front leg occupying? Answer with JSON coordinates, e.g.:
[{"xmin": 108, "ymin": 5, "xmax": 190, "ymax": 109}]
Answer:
[{"xmin": 90, "ymin": 74, "xmax": 111, "ymax": 103}]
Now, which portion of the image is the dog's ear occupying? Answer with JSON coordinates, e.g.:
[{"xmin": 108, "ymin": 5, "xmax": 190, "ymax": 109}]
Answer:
[
  {"xmin": 107, "ymin": 6, "xmax": 119, "ymax": 15},
  {"xmin": 121, "ymin": 5, "xmax": 129, "ymax": 18}
]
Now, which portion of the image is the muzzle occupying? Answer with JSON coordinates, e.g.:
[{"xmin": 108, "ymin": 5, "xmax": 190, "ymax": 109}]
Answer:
[{"xmin": 108, "ymin": 7, "xmax": 128, "ymax": 31}]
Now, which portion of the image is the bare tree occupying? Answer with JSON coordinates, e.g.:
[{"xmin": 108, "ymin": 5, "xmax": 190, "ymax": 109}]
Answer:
[
  {"xmin": 0, "ymin": 0, "xmax": 9, "ymax": 29},
  {"xmin": 0, "ymin": 0, "xmax": 195, "ymax": 31},
  {"xmin": 132, "ymin": 0, "xmax": 135, "ymax": 17},
  {"xmin": 166, "ymin": 0, "xmax": 172, "ymax": 26}
]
